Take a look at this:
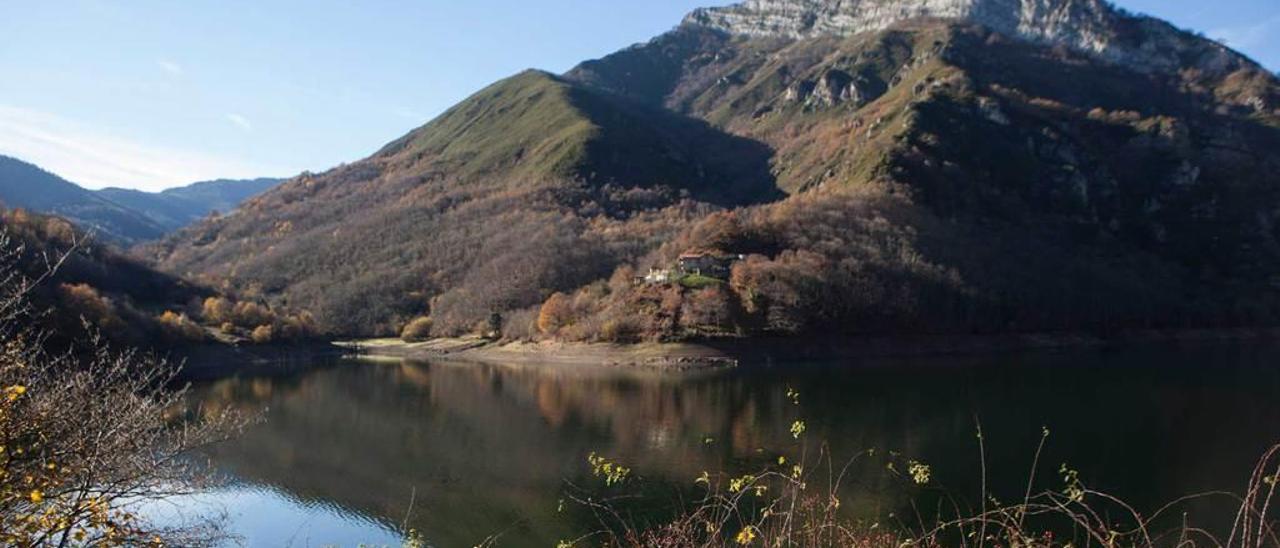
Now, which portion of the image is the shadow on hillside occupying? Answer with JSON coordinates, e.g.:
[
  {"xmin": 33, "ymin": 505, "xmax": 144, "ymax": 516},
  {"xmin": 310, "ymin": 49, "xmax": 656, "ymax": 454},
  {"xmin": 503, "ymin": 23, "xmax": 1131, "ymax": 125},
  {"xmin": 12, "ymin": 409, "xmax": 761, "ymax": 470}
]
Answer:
[{"xmin": 567, "ymin": 80, "xmax": 784, "ymax": 207}]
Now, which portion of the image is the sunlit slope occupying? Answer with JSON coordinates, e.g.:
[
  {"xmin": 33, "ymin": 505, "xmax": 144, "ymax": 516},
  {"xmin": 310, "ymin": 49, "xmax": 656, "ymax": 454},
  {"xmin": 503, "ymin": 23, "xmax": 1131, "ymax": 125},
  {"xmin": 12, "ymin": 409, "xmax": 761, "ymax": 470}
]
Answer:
[{"xmin": 146, "ymin": 70, "xmax": 780, "ymax": 334}]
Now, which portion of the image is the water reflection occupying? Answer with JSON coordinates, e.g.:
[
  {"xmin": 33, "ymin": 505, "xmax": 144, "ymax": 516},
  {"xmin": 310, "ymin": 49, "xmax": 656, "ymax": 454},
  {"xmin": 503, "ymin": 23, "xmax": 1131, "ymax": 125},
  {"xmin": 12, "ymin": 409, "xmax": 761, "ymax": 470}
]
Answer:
[{"xmin": 192, "ymin": 342, "xmax": 1280, "ymax": 546}]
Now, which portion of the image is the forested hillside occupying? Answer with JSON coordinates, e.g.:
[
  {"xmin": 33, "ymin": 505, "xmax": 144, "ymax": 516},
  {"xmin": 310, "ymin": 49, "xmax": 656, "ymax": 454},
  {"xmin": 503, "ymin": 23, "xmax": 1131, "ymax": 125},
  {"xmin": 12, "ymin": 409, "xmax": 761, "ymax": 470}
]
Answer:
[
  {"xmin": 2, "ymin": 207, "xmax": 314, "ymax": 349},
  {"xmin": 145, "ymin": 0, "xmax": 1280, "ymax": 341},
  {"xmin": 145, "ymin": 70, "xmax": 782, "ymax": 335},
  {"xmin": 1, "ymin": 207, "xmax": 207, "ymax": 347}
]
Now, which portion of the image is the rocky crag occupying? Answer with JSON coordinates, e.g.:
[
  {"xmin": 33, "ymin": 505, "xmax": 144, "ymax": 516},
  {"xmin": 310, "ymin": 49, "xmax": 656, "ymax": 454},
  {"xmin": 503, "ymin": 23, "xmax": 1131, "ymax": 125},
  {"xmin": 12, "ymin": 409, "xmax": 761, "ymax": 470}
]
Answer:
[{"xmin": 684, "ymin": 0, "xmax": 1262, "ymax": 81}]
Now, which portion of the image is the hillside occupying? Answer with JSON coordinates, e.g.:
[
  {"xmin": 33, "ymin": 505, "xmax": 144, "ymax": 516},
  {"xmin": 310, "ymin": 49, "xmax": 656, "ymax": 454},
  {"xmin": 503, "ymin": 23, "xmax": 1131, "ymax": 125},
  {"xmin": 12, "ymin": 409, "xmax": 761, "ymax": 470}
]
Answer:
[
  {"xmin": 0, "ymin": 155, "xmax": 281, "ymax": 242},
  {"xmin": 0, "ymin": 207, "xmax": 208, "ymax": 347},
  {"xmin": 148, "ymin": 0, "xmax": 1280, "ymax": 340},
  {"xmin": 145, "ymin": 70, "xmax": 782, "ymax": 334},
  {"xmin": 1, "ymin": 206, "xmax": 315, "ymax": 350}
]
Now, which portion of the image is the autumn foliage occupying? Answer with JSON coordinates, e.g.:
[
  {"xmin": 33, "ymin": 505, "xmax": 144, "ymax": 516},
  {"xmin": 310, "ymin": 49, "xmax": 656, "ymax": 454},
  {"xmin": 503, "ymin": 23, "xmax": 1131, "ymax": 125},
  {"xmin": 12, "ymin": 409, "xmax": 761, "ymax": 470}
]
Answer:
[
  {"xmin": 400, "ymin": 316, "xmax": 434, "ymax": 342},
  {"xmin": 198, "ymin": 296, "xmax": 316, "ymax": 344},
  {"xmin": 0, "ymin": 231, "xmax": 243, "ymax": 545}
]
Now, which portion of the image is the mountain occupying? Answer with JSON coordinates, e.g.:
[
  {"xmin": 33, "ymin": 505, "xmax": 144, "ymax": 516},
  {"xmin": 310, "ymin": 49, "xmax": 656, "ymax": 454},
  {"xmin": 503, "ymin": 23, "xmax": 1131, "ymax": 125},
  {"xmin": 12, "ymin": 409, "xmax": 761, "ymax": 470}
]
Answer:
[
  {"xmin": 97, "ymin": 177, "xmax": 281, "ymax": 232},
  {"xmin": 0, "ymin": 155, "xmax": 168, "ymax": 243},
  {"xmin": 147, "ymin": 0, "xmax": 1280, "ymax": 340},
  {"xmin": 0, "ymin": 155, "xmax": 282, "ymax": 243},
  {"xmin": 145, "ymin": 70, "xmax": 780, "ymax": 334}
]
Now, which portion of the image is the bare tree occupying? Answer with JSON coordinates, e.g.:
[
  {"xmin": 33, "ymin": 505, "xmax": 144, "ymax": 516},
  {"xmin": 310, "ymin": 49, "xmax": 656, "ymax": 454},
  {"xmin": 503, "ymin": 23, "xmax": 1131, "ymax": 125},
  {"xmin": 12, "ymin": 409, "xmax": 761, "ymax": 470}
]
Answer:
[{"xmin": 0, "ymin": 232, "xmax": 245, "ymax": 546}]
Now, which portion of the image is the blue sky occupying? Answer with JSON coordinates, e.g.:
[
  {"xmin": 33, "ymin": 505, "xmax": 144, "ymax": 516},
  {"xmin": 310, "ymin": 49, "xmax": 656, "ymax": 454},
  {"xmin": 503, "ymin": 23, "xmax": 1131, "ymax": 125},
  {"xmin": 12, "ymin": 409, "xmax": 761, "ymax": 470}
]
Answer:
[{"xmin": 0, "ymin": 0, "xmax": 1276, "ymax": 191}]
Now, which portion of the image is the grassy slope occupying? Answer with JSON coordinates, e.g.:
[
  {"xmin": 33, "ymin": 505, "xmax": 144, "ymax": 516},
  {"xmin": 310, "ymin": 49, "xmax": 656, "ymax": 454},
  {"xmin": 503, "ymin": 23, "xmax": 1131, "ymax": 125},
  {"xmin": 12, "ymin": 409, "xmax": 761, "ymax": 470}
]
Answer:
[{"xmin": 146, "ymin": 71, "xmax": 781, "ymax": 335}]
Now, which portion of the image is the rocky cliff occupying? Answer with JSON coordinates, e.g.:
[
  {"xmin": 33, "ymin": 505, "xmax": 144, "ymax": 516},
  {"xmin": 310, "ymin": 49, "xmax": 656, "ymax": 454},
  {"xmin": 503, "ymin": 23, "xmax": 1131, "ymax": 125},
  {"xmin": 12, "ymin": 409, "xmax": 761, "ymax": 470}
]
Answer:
[{"xmin": 683, "ymin": 0, "xmax": 1252, "ymax": 76}]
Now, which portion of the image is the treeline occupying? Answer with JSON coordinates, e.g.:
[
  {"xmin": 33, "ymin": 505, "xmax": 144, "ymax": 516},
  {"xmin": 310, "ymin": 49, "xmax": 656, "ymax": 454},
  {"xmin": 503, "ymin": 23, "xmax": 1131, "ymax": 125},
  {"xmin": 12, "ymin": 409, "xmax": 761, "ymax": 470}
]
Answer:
[
  {"xmin": 154, "ymin": 163, "xmax": 720, "ymax": 338},
  {"xmin": 160, "ymin": 171, "xmax": 1278, "ymax": 346},
  {"xmin": 492, "ymin": 189, "xmax": 1279, "ymax": 343},
  {"xmin": 199, "ymin": 296, "xmax": 317, "ymax": 344}
]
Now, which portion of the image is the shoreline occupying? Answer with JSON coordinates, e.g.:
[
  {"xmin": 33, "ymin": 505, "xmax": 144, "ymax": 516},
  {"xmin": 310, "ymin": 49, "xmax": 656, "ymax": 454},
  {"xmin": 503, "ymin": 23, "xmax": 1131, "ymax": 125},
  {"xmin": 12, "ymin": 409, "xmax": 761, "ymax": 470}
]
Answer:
[{"xmin": 339, "ymin": 327, "xmax": 1280, "ymax": 371}]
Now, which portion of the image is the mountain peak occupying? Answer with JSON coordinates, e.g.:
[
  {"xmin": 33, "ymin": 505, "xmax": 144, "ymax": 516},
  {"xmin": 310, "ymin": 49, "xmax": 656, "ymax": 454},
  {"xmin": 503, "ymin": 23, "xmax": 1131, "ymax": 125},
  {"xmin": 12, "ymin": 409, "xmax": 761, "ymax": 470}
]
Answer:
[{"xmin": 683, "ymin": 0, "xmax": 1249, "ymax": 74}]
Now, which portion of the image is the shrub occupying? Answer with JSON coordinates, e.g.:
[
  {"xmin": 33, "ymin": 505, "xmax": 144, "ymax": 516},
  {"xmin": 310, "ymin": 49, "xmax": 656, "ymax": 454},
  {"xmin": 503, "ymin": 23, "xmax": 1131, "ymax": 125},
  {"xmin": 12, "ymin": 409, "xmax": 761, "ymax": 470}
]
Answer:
[
  {"xmin": 250, "ymin": 324, "xmax": 275, "ymax": 344},
  {"xmin": 537, "ymin": 292, "xmax": 573, "ymax": 335},
  {"xmin": 500, "ymin": 307, "xmax": 540, "ymax": 341},
  {"xmin": 57, "ymin": 283, "xmax": 121, "ymax": 330},
  {"xmin": 599, "ymin": 316, "xmax": 642, "ymax": 343},
  {"xmin": 156, "ymin": 310, "xmax": 206, "ymax": 342},
  {"xmin": 201, "ymin": 296, "xmax": 234, "ymax": 324},
  {"xmin": 233, "ymin": 301, "xmax": 274, "ymax": 328},
  {"xmin": 401, "ymin": 316, "xmax": 434, "ymax": 342},
  {"xmin": 278, "ymin": 312, "xmax": 317, "ymax": 341}
]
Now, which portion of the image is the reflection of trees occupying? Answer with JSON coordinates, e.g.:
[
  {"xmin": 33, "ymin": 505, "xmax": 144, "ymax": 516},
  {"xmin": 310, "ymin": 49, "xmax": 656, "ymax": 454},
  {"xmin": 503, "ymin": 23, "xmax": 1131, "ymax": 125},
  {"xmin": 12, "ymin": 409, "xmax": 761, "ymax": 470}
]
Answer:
[{"xmin": 193, "ymin": 344, "xmax": 1280, "ymax": 545}]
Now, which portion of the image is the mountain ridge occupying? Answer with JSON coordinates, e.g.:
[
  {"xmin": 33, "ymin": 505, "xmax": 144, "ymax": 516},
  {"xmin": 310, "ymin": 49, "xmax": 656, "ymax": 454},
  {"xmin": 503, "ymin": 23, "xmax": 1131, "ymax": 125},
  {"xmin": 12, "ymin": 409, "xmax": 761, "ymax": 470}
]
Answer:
[
  {"xmin": 0, "ymin": 155, "xmax": 168, "ymax": 243},
  {"xmin": 0, "ymin": 155, "xmax": 282, "ymax": 242},
  {"xmin": 97, "ymin": 177, "xmax": 281, "ymax": 233},
  {"xmin": 148, "ymin": 1, "xmax": 1280, "ymax": 340},
  {"xmin": 682, "ymin": 0, "xmax": 1263, "ymax": 79}
]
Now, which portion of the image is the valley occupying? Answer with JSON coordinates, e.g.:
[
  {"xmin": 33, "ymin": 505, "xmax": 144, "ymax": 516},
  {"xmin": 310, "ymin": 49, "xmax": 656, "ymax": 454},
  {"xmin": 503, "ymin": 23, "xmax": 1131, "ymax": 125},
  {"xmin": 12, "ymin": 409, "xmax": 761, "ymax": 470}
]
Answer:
[{"xmin": 1, "ymin": 0, "xmax": 1278, "ymax": 545}]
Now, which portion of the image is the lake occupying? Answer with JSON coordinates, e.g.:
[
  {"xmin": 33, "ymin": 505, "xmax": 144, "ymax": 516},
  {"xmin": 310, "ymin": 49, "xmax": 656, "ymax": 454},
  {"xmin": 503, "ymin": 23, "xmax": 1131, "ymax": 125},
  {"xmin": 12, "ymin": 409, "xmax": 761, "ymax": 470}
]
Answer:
[{"xmin": 167, "ymin": 341, "xmax": 1280, "ymax": 546}]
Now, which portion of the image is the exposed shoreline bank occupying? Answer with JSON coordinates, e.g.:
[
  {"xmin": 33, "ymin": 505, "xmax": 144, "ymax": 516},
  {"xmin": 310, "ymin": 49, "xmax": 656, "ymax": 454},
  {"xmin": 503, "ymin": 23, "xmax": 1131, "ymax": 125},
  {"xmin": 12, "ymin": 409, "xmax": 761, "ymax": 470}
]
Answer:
[{"xmin": 338, "ymin": 327, "xmax": 1280, "ymax": 371}]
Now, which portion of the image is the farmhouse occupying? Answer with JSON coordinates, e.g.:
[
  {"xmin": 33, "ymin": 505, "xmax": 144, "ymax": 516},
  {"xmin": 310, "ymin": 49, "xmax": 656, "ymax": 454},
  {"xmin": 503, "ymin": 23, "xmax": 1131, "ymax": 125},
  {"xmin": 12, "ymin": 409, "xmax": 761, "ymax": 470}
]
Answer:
[
  {"xmin": 643, "ymin": 268, "xmax": 674, "ymax": 284},
  {"xmin": 676, "ymin": 251, "xmax": 743, "ymax": 279},
  {"xmin": 636, "ymin": 251, "xmax": 744, "ymax": 285}
]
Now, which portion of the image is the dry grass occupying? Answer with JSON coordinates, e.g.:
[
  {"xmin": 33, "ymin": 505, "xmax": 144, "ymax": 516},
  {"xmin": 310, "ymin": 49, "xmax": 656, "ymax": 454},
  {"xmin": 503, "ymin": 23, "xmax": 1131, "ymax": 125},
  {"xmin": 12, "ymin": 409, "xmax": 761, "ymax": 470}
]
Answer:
[{"xmin": 555, "ymin": 423, "xmax": 1279, "ymax": 548}]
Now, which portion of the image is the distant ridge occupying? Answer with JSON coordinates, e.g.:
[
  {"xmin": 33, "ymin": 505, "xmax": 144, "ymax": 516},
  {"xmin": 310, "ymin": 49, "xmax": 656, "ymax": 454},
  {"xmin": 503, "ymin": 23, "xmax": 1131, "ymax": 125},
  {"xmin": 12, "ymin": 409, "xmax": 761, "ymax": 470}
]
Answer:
[
  {"xmin": 0, "ymin": 154, "xmax": 281, "ymax": 243},
  {"xmin": 98, "ymin": 177, "xmax": 281, "ymax": 233},
  {"xmin": 0, "ymin": 155, "xmax": 166, "ymax": 243}
]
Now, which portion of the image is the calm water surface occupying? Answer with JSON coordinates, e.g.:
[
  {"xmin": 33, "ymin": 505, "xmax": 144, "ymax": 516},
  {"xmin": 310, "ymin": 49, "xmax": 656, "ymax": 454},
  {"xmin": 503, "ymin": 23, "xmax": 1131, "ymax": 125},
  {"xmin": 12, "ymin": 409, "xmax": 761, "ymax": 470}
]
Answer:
[{"xmin": 177, "ymin": 342, "xmax": 1280, "ymax": 547}]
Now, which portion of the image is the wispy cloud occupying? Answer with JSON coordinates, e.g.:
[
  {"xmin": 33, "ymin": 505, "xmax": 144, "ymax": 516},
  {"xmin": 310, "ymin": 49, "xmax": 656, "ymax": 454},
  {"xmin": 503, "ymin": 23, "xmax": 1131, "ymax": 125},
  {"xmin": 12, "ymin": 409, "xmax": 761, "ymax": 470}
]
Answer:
[
  {"xmin": 157, "ymin": 59, "xmax": 183, "ymax": 76},
  {"xmin": 1211, "ymin": 14, "xmax": 1280, "ymax": 50},
  {"xmin": 0, "ymin": 105, "xmax": 285, "ymax": 192},
  {"xmin": 226, "ymin": 113, "xmax": 252, "ymax": 132}
]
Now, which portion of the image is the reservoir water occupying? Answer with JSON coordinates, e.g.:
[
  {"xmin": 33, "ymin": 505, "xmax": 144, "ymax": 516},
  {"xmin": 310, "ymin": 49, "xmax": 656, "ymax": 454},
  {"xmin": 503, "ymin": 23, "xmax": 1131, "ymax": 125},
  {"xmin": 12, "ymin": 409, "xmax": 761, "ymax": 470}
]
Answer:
[{"xmin": 168, "ymin": 341, "xmax": 1280, "ymax": 546}]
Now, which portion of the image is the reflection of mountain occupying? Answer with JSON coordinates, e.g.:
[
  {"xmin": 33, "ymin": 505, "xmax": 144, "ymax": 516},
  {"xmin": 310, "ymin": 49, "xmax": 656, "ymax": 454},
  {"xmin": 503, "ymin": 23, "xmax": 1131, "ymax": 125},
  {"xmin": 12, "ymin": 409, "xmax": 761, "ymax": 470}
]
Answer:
[
  {"xmin": 196, "ymin": 362, "xmax": 812, "ymax": 546},
  {"xmin": 195, "ymin": 345, "xmax": 1280, "ymax": 544}
]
